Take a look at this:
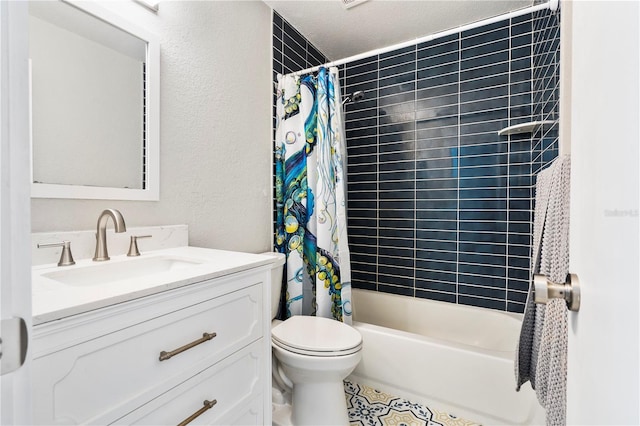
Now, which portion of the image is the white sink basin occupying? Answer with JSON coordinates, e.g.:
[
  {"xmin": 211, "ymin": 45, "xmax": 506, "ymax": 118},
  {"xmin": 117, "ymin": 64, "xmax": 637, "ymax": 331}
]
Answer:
[
  {"xmin": 41, "ymin": 255, "xmax": 204, "ymax": 286},
  {"xmin": 32, "ymin": 246, "xmax": 281, "ymax": 325}
]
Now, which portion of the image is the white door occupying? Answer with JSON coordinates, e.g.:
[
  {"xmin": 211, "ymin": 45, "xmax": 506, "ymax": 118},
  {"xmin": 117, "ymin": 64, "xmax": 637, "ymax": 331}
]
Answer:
[
  {"xmin": 564, "ymin": 0, "xmax": 639, "ymax": 424},
  {"xmin": 0, "ymin": 1, "xmax": 32, "ymax": 424}
]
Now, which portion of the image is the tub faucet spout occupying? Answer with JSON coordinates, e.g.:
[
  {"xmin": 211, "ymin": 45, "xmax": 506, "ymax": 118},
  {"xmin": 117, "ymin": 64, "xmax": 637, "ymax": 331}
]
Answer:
[{"xmin": 93, "ymin": 209, "xmax": 127, "ymax": 261}]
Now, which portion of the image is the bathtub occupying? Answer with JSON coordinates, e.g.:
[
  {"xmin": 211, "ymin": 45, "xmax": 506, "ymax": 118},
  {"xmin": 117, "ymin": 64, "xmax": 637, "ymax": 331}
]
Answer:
[{"xmin": 348, "ymin": 289, "xmax": 545, "ymax": 425}]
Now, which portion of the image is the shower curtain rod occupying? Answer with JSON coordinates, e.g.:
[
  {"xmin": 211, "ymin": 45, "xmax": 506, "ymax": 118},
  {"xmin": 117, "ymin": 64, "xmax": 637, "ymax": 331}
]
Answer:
[{"xmin": 279, "ymin": 0, "xmax": 557, "ymax": 79}]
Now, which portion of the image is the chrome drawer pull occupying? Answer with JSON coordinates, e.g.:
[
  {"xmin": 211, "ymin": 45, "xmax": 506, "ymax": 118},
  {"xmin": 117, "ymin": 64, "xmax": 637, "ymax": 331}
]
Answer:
[
  {"xmin": 177, "ymin": 399, "xmax": 217, "ymax": 426},
  {"xmin": 159, "ymin": 332, "xmax": 217, "ymax": 361}
]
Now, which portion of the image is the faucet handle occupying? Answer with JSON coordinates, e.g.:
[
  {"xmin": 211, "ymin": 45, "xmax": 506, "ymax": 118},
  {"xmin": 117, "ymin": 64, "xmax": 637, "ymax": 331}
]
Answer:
[
  {"xmin": 127, "ymin": 235, "xmax": 152, "ymax": 257},
  {"xmin": 37, "ymin": 241, "xmax": 76, "ymax": 267}
]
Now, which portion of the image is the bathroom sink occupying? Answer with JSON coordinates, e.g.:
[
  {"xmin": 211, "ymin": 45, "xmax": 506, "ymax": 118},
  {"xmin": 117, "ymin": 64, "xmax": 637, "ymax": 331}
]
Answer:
[
  {"xmin": 41, "ymin": 255, "xmax": 204, "ymax": 286},
  {"xmin": 32, "ymin": 246, "xmax": 280, "ymax": 325}
]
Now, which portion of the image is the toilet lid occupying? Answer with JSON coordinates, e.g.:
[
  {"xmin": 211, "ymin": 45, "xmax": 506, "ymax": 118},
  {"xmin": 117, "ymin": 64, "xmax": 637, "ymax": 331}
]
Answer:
[{"xmin": 271, "ymin": 316, "xmax": 362, "ymax": 356}]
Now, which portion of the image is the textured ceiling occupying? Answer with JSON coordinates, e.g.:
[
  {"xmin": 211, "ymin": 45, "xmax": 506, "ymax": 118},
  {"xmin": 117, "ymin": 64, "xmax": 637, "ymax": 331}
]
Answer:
[{"xmin": 265, "ymin": 0, "xmax": 534, "ymax": 60}]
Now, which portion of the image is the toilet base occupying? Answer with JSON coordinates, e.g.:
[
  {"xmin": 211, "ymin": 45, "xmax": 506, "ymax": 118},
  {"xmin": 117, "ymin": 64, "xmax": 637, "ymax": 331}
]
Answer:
[
  {"xmin": 291, "ymin": 381, "xmax": 349, "ymax": 426},
  {"xmin": 272, "ymin": 399, "xmax": 293, "ymax": 426}
]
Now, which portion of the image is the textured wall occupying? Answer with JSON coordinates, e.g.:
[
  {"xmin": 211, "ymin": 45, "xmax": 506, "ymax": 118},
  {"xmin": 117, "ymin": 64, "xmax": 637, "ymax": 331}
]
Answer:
[{"xmin": 31, "ymin": 1, "xmax": 274, "ymax": 254}]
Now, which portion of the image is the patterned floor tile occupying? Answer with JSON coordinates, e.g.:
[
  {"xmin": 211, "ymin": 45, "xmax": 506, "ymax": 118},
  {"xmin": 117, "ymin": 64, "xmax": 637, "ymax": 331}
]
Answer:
[{"xmin": 345, "ymin": 380, "xmax": 480, "ymax": 426}]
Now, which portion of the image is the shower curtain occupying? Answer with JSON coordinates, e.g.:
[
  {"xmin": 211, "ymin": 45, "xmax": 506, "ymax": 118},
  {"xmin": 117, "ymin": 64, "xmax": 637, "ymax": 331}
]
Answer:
[{"xmin": 274, "ymin": 67, "xmax": 353, "ymax": 324}]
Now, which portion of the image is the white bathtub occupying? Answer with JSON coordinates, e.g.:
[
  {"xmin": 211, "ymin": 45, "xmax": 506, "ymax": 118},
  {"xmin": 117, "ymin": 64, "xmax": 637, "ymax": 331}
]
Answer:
[{"xmin": 348, "ymin": 289, "xmax": 545, "ymax": 425}]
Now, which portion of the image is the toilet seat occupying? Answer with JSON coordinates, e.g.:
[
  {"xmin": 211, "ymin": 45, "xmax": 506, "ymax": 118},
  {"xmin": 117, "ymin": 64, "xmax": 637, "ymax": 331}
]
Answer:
[{"xmin": 271, "ymin": 316, "xmax": 362, "ymax": 357}]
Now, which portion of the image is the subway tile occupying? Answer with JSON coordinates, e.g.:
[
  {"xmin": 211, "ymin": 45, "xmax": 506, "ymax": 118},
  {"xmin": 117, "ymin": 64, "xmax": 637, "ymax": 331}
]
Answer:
[
  {"xmin": 347, "ymin": 60, "xmax": 378, "ymax": 76},
  {"xmin": 379, "ymin": 265, "xmax": 415, "ymax": 279},
  {"xmin": 417, "ymin": 72, "xmax": 459, "ymax": 89},
  {"xmin": 380, "ymin": 52, "xmax": 416, "ymax": 73},
  {"xmin": 351, "ymin": 278, "xmax": 376, "ymax": 292},
  {"xmin": 459, "ymin": 209, "xmax": 507, "ymax": 221},
  {"xmin": 459, "ymin": 272, "xmax": 506, "ymax": 287},
  {"xmin": 460, "ymin": 73, "xmax": 509, "ymax": 92},
  {"xmin": 351, "ymin": 252, "xmax": 377, "ymax": 264},
  {"xmin": 415, "ymin": 168, "xmax": 458, "ymax": 182},
  {"xmin": 415, "ymin": 246, "xmax": 457, "ymax": 261},
  {"xmin": 459, "ymin": 251, "xmax": 507, "ymax": 268},
  {"xmin": 347, "ymin": 172, "xmax": 377, "ymax": 183},
  {"xmin": 416, "ymin": 178, "xmax": 458, "ymax": 190},
  {"xmin": 415, "ymin": 258, "xmax": 457, "ymax": 273},
  {"xmin": 415, "ymin": 209, "xmax": 458, "ymax": 220},
  {"xmin": 460, "ymin": 96, "xmax": 509, "ymax": 115},
  {"xmin": 507, "ymin": 302, "xmax": 526, "ymax": 314},
  {"xmin": 416, "ymin": 289, "xmax": 457, "ymax": 303},
  {"xmin": 462, "ymin": 20, "xmax": 508, "ymax": 39},
  {"xmin": 415, "ymin": 218, "xmax": 457, "ymax": 231},
  {"xmin": 459, "ymin": 230, "xmax": 506, "ymax": 244},
  {"xmin": 459, "ymin": 165, "xmax": 508, "ymax": 178},
  {"xmin": 459, "ymin": 153, "xmax": 508, "ymax": 168},
  {"xmin": 379, "ymin": 200, "xmax": 414, "ymax": 211},
  {"xmin": 346, "ymin": 70, "xmax": 378, "ymax": 87},
  {"xmin": 508, "ymin": 256, "xmax": 529, "ymax": 269},
  {"xmin": 459, "ymin": 242, "xmax": 505, "ymax": 255},
  {"xmin": 415, "ymin": 278, "xmax": 457, "ymax": 292},
  {"xmin": 459, "ymin": 295, "xmax": 506, "ymax": 311},
  {"xmin": 351, "ymin": 260, "xmax": 377, "ymax": 273},
  {"xmin": 379, "ymin": 284, "xmax": 414, "ymax": 297},
  {"xmin": 508, "ymin": 278, "xmax": 529, "ymax": 292},
  {"xmin": 416, "ymin": 82, "xmax": 459, "ymax": 99},
  {"xmin": 461, "ymin": 62, "xmax": 509, "ymax": 82},
  {"xmin": 416, "ymin": 199, "xmax": 459, "ymax": 210},
  {"xmin": 379, "ymin": 235, "xmax": 415, "ymax": 247},
  {"xmin": 459, "ymin": 284, "xmax": 506, "ymax": 300},
  {"xmin": 416, "ymin": 229, "xmax": 457, "ymax": 241},
  {"xmin": 379, "ymin": 228, "xmax": 414, "ymax": 240},
  {"xmin": 379, "ymin": 273, "xmax": 414, "ymax": 288},
  {"xmin": 418, "ymin": 36, "xmax": 459, "ymax": 58},
  {"xmin": 378, "ymin": 254, "xmax": 414, "ymax": 267},
  {"xmin": 507, "ymin": 289, "xmax": 528, "ymax": 304},
  {"xmin": 459, "ymin": 144, "xmax": 507, "ymax": 158},
  {"xmin": 462, "ymin": 38, "xmax": 509, "ymax": 60}
]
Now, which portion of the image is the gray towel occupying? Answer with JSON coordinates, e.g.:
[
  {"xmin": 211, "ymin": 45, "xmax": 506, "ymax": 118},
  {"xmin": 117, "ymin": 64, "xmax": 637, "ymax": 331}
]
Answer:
[{"xmin": 515, "ymin": 155, "xmax": 570, "ymax": 426}]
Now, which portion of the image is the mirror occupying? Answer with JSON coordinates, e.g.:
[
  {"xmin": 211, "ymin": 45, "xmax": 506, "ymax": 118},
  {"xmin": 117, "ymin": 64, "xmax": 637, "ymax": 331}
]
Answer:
[{"xmin": 29, "ymin": 0, "xmax": 159, "ymax": 200}]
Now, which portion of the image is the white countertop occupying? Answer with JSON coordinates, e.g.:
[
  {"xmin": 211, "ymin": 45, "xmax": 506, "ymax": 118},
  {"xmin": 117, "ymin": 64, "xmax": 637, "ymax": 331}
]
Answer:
[{"xmin": 32, "ymin": 246, "xmax": 281, "ymax": 325}]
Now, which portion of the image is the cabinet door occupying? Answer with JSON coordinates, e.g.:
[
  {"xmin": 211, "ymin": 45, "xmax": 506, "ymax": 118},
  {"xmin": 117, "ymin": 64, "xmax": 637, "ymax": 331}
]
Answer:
[
  {"xmin": 33, "ymin": 284, "xmax": 262, "ymax": 424},
  {"xmin": 113, "ymin": 341, "xmax": 264, "ymax": 425}
]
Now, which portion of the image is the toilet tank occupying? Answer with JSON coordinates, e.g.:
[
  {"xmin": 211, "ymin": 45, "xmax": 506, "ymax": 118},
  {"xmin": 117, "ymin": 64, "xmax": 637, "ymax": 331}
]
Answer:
[{"xmin": 260, "ymin": 252, "xmax": 285, "ymax": 319}]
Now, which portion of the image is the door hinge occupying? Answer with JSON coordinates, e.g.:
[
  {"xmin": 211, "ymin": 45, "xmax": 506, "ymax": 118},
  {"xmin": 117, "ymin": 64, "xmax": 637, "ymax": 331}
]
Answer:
[{"xmin": 0, "ymin": 317, "xmax": 28, "ymax": 375}]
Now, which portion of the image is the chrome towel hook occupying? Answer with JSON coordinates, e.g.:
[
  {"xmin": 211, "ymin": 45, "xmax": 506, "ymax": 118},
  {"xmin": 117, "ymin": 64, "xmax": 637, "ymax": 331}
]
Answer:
[{"xmin": 534, "ymin": 273, "xmax": 581, "ymax": 312}]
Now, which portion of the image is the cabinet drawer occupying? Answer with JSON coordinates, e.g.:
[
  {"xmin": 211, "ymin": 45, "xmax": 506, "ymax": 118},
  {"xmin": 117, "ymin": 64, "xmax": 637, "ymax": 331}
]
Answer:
[
  {"xmin": 113, "ymin": 341, "xmax": 264, "ymax": 425},
  {"xmin": 33, "ymin": 285, "xmax": 262, "ymax": 425}
]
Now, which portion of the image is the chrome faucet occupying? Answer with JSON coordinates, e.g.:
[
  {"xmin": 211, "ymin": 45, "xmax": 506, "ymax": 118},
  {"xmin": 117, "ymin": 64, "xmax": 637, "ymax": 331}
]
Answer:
[{"xmin": 93, "ymin": 209, "xmax": 127, "ymax": 261}]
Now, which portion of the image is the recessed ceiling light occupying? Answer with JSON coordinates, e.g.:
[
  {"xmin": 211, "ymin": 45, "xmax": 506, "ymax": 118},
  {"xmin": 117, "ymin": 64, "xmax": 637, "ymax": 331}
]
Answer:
[
  {"xmin": 134, "ymin": 0, "xmax": 160, "ymax": 13},
  {"xmin": 341, "ymin": 0, "xmax": 370, "ymax": 10}
]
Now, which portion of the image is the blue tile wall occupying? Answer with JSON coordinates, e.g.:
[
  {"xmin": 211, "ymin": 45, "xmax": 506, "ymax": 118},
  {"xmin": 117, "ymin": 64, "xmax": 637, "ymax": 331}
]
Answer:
[
  {"xmin": 342, "ymin": 11, "xmax": 560, "ymax": 313},
  {"xmin": 531, "ymin": 10, "xmax": 561, "ymax": 175},
  {"xmin": 272, "ymin": 12, "xmax": 329, "ymax": 77},
  {"xmin": 272, "ymin": 11, "xmax": 330, "ymax": 132},
  {"xmin": 271, "ymin": 9, "xmax": 560, "ymax": 313}
]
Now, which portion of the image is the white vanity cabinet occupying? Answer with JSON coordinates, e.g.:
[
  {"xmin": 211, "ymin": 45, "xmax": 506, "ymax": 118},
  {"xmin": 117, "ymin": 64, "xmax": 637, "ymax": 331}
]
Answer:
[{"xmin": 31, "ymin": 267, "xmax": 272, "ymax": 425}]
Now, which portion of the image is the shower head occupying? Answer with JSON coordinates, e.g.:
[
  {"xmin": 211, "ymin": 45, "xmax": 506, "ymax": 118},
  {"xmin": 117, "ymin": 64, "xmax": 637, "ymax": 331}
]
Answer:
[
  {"xmin": 351, "ymin": 91, "xmax": 365, "ymax": 102},
  {"xmin": 342, "ymin": 90, "xmax": 366, "ymax": 106}
]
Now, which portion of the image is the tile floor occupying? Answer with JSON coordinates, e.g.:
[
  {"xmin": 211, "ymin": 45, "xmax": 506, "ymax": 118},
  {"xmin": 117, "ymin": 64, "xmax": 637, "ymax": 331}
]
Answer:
[{"xmin": 345, "ymin": 380, "xmax": 480, "ymax": 426}]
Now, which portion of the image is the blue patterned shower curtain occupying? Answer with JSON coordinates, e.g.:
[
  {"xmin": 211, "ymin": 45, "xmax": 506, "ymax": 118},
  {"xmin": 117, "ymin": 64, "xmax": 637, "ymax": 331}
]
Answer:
[{"xmin": 274, "ymin": 67, "xmax": 353, "ymax": 324}]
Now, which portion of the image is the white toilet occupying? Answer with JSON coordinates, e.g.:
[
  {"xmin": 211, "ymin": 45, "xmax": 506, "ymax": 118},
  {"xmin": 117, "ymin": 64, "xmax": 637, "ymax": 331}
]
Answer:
[{"xmin": 265, "ymin": 252, "xmax": 363, "ymax": 426}]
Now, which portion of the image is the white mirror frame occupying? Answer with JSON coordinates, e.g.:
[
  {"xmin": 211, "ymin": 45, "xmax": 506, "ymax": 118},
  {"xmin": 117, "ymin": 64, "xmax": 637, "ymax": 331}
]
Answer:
[{"xmin": 30, "ymin": 0, "xmax": 160, "ymax": 201}]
